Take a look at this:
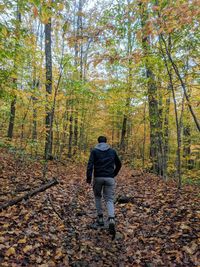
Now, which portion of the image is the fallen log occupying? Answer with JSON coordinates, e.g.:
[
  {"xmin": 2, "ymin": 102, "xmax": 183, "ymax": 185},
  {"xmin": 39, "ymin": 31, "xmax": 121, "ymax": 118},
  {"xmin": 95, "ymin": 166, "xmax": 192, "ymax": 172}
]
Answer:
[
  {"xmin": 115, "ymin": 196, "xmax": 135, "ymax": 204},
  {"xmin": 0, "ymin": 178, "xmax": 59, "ymax": 211},
  {"xmin": 115, "ymin": 195, "xmax": 143, "ymax": 204},
  {"xmin": 115, "ymin": 195, "xmax": 151, "ymax": 209}
]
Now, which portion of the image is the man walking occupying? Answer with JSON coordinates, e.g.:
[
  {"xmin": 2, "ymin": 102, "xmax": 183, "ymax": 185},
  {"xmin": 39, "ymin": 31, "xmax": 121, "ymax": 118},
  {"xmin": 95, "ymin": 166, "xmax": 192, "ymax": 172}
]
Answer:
[{"xmin": 86, "ymin": 136, "xmax": 121, "ymax": 237}]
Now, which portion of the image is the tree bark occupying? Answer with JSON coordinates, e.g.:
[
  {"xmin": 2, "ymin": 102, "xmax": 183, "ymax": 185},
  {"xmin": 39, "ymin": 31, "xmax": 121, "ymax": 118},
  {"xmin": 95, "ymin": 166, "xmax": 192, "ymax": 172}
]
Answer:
[
  {"xmin": 120, "ymin": 0, "xmax": 132, "ymax": 152},
  {"xmin": 120, "ymin": 114, "xmax": 128, "ymax": 151},
  {"xmin": 159, "ymin": 36, "xmax": 182, "ymax": 188},
  {"xmin": 139, "ymin": 1, "xmax": 163, "ymax": 174},
  {"xmin": 32, "ymin": 96, "xmax": 37, "ymax": 141},
  {"xmin": 7, "ymin": 96, "xmax": 17, "ymax": 139},
  {"xmin": 7, "ymin": 3, "xmax": 21, "ymax": 139},
  {"xmin": 163, "ymin": 86, "xmax": 171, "ymax": 179},
  {"xmin": 142, "ymin": 100, "xmax": 147, "ymax": 168},
  {"xmin": 68, "ymin": 110, "xmax": 73, "ymax": 158},
  {"xmin": 183, "ymin": 123, "xmax": 192, "ymax": 169},
  {"xmin": 44, "ymin": 15, "xmax": 53, "ymax": 159}
]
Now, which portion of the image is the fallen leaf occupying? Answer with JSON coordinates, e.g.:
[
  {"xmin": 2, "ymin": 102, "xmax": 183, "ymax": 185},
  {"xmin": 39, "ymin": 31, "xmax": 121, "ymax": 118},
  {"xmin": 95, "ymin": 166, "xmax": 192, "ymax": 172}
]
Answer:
[
  {"xmin": 18, "ymin": 238, "xmax": 27, "ymax": 244},
  {"xmin": 5, "ymin": 247, "xmax": 15, "ymax": 256},
  {"xmin": 23, "ymin": 245, "xmax": 33, "ymax": 253}
]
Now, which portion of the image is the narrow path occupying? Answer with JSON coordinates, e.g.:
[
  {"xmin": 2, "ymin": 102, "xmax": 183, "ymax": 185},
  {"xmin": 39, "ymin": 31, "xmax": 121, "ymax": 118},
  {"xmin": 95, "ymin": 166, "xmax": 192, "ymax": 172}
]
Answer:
[{"xmin": 49, "ymin": 165, "xmax": 199, "ymax": 266}]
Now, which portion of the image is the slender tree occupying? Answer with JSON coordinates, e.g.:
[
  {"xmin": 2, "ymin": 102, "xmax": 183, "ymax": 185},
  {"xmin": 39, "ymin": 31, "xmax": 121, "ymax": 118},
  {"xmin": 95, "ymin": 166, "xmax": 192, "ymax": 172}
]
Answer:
[
  {"xmin": 7, "ymin": 1, "xmax": 21, "ymax": 139},
  {"xmin": 139, "ymin": 0, "xmax": 163, "ymax": 175},
  {"xmin": 44, "ymin": 5, "xmax": 53, "ymax": 159}
]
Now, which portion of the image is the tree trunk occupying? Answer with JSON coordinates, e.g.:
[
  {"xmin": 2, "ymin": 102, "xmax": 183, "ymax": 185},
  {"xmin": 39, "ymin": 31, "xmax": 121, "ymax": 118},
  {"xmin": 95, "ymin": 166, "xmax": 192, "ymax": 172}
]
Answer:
[
  {"xmin": 7, "ymin": 96, "xmax": 17, "ymax": 139},
  {"xmin": 73, "ymin": 0, "xmax": 83, "ymax": 156},
  {"xmin": 163, "ymin": 86, "xmax": 171, "ymax": 179},
  {"xmin": 120, "ymin": 114, "xmax": 127, "ymax": 152},
  {"xmin": 44, "ymin": 15, "xmax": 53, "ymax": 159},
  {"xmin": 112, "ymin": 118, "xmax": 115, "ymax": 146},
  {"xmin": 73, "ymin": 114, "xmax": 78, "ymax": 155},
  {"xmin": 32, "ymin": 97, "xmax": 37, "ymax": 141},
  {"xmin": 59, "ymin": 99, "xmax": 69, "ymax": 159},
  {"xmin": 7, "ymin": 4, "xmax": 21, "ymax": 139},
  {"xmin": 68, "ymin": 110, "xmax": 73, "ymax": 158},
  {"xmin": 183, "ymin": 122, "xmax": 192, "ymax": 169},
  {"xmin": 159, "ymin": 36, "xmax": 182, "ymax": 188},
  {"xmin": 120, "ymin": 0, "xmax": 132, "ymax": 153},
  {"xmin": 142, "ymin": 100, "xmax": 147, "ymax": 168},
  {"xmin": 139, "ymin": 1, "xmax": 163, "ymax": 174}
]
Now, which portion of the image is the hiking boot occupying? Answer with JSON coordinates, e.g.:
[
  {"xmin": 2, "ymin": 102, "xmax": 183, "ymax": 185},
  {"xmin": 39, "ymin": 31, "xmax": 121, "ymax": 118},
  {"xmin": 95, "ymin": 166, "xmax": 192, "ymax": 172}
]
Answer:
[
  {"xmin": 108, "ymin": 217, "xmax": 116, "ymax": 239},
  {"xmin": 96, "ymin": 214, "xmax": 104, "ymax": 226}
]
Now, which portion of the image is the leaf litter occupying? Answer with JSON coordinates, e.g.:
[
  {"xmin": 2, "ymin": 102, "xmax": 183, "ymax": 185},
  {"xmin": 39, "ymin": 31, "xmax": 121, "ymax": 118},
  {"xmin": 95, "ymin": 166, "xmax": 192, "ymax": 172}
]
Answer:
[{"xmin": 0, "ymin": 148, "xmax": 199, "ymax": 266}]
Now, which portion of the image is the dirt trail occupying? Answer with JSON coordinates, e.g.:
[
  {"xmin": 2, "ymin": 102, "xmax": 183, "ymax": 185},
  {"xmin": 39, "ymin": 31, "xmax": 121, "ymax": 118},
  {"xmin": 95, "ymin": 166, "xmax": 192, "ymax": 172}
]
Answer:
[{"xmin": 0, "ymin": 149, "xmax": 199, "ymax": 266}]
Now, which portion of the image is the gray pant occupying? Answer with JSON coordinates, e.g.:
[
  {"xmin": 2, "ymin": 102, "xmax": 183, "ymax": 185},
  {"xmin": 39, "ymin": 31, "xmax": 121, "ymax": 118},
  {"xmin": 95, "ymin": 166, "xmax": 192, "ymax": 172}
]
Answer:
[{"xmin": 93, "ymin": 177, "xmax": 115, "ymax": 218}]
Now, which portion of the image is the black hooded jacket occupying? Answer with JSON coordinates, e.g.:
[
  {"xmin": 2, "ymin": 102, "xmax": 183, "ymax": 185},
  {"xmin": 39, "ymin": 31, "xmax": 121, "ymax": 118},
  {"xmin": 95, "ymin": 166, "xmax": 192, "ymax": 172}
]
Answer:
[{"xmin": 86, "ymin": 143, "xmax": 121, "ymax": 183}]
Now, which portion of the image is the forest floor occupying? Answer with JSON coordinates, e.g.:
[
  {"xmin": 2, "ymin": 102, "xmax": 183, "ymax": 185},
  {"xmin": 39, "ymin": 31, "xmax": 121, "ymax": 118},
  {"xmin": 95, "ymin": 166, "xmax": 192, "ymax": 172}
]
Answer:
[{"xmin": 0, "ymin": 147, "xmax": 200, "ymax": 267}]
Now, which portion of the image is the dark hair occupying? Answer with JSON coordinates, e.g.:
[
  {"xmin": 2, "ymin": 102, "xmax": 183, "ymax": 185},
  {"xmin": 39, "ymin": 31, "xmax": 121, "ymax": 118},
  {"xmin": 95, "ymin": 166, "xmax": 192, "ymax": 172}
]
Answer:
[{"xmin": 98, "ymin": 136, "xmax": 107, "ymax": 143}]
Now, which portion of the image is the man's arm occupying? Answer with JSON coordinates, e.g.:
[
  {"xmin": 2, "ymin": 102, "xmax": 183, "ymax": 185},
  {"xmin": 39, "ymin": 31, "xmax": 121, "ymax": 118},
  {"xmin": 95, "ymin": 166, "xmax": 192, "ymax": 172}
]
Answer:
[
  {"xmin": 114, "ymin": 151, "xmax": 122, "ymax": 176},
  {"xmin": 86, "ymin": 150, "xmax": 94, "ymax": 184}
]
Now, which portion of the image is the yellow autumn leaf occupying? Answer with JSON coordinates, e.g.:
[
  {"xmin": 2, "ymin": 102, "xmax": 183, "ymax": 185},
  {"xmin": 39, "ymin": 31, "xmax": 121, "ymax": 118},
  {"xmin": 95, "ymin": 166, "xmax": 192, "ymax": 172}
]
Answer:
[
  {"xmin": 6, "ymin": 247, "xmax": 15, "ymax": 256},
  {"xmin": 24, "ymin": 214, "xmax": 30, "ymax": 221},
  {"xmin": 180, "ymin": 223, "xmax": 190, "ymax": 230},
  {"xmin": 46, "ymin": 250, "xmax": 51, "ymax": 256},
  {"xmin": 57, "ymin": 3, "xmax": 64, "ymax": 10},
  {"xmin": 55, "ymin": 248, "xmax": 63, "ymax": 259},
  {"xmin": 18, "ymin": 238, "xmax": 27, "ymax": 244},
  {"xmin": 3, "ymin": 223, "xmax": 9, "ymax": 228},
  {"xmin": 23, "ymin": 245, "xmax": 33, "ymax": 253},
  {"xmin": 0, "ymin": 236, "xmax": 5, "ymax": 242},
  {"xmin": 0, "ymin": 4, "xmax": 5, "ymax": 12},
  {"xmin": 2, "ymin": 27, "xmax": 8, "ymax": 37},
  {"xmin": 58, "ymin": 224, "xmax": 65, "ymax": 230}
]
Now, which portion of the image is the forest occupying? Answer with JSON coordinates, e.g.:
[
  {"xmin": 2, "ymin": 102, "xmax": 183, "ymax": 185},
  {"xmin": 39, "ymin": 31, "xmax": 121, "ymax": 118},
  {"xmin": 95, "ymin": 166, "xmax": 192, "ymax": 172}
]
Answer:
[{"xmin": 0, "ymin": 0, "xmax": 200, "ymax": 266}]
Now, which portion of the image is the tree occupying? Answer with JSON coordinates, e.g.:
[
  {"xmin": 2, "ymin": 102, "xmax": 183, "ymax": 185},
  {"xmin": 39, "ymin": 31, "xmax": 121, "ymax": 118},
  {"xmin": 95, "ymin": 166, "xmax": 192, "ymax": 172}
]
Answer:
[
  {"xmin": 139, "ymin": 0, "xmax": 164, "ymax": 175},
  {"xmin": 44, "ymin": 4, "xmax": 53, "ymax": 159},
  {"xmin": 7, "ymin": 1, "xmax": 21, "ymax": 139}
]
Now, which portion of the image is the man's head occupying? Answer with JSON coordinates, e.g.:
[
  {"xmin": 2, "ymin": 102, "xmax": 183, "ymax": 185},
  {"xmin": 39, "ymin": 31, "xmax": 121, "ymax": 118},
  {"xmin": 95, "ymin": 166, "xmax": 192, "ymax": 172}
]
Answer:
[{"xmin": 98, "ymin": 136, "xmax": 107, "ymax": 143}]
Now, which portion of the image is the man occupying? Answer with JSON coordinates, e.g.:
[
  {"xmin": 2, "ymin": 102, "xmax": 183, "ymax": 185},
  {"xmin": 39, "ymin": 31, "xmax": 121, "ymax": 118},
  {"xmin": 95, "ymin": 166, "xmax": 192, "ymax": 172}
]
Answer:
[{"xmin": 86, "ymin": 136, "xmax": 121, "ymax": 236}]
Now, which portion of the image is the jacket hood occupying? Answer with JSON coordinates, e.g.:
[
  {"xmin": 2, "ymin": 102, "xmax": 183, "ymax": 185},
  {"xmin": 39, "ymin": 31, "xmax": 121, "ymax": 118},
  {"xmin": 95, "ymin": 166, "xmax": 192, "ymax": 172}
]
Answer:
[{"xmin": 95, "ymin": 142, "xmax": 110, "ymax": 151}]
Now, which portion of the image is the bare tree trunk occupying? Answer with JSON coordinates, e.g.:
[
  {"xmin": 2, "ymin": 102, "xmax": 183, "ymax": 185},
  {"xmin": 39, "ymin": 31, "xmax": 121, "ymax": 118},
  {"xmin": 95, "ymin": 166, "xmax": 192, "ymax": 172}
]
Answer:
[
  {"xmin": 120, "ymin": 0, "xmax": 132, "ymax": 152},
  {"xmin": 163, "ymin": 86, "xmax": 171, "ymax": 179},
  {"xmin": 59, "ymin": 105, "xmax": 69, "ymax": 159},
  {"xmin": 7, "ymin": 95, "xmax": 17, "ymax": 139},
  {"xmin": 112, "ymin": 118, "xmax": 115, "ymax": 146},
  {"xmin": 68, "ymin": 110, "xmax": 73, "ymax": 158},
  {"xmin": 120, "ymin": 114, "xmax": 127, "ymax": 152},
  {"xmin": 159, "ymin": 36, "xmax": 182, "ymax": 188},
  {"xmin": 73, "ymin": 0, "xmax": 84, "ymax": 156},
  {"xmin": 32, "ymin": 96, "xmax": 37, "ymax": 141},
  {"xmin": 20, "ymin": 99, "xmax": 31, "ymax": 146},
  {"xmin": 139, "ymin": 1, "xmax": 163, "ymax": 174},
  {"xmin": 183, "ymin": 121, "xmax": 192, "ymax": 169},
  {"xmin": 44, "ymin": 14, "xmax": 53, "ymax": 159},
  {"xmin": 73, "ymin": 114, "xmax": 78, "ymax": 155},
  {"xmin": 142, "ymin": 100, "xmax": 147, "ymax": 168},
  {"xmin": 7, "ymin": 4, "xmax": 21, "ymax": 139}
]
